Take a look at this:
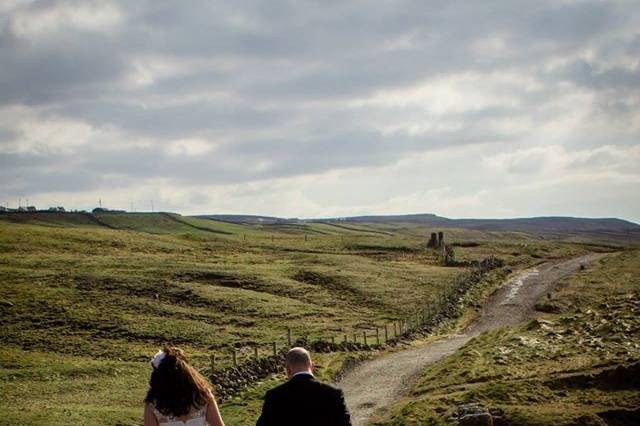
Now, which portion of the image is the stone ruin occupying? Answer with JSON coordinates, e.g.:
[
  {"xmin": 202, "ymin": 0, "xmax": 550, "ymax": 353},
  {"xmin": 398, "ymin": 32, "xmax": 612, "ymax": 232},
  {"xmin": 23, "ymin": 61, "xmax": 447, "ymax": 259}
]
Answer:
[{"xmin": 427, "ymin": 231, "xmax": 445, "ymax": 248}]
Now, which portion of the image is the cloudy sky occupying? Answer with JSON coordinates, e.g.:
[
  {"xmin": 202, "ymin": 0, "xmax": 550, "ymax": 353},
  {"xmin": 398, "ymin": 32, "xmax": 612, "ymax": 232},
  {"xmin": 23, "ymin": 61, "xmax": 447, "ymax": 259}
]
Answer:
[{"xmin": 1, "ymin": 0, "xmax": 639, "ymax": 221}]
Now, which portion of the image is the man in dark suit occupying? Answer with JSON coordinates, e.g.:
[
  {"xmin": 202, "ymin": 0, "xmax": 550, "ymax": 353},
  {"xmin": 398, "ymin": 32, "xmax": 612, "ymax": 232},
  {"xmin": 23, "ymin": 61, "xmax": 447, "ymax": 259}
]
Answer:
[{"xmin": 256, "ymin": 347, "xmax": 352, "ymax": 426}]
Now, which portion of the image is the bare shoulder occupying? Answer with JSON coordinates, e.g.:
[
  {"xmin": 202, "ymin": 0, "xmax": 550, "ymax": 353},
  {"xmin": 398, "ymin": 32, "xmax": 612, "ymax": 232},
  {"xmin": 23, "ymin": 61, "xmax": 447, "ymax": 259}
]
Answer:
[{"xmin": 206, "ymin": 389, "xmax": 218, "ymax": 404}]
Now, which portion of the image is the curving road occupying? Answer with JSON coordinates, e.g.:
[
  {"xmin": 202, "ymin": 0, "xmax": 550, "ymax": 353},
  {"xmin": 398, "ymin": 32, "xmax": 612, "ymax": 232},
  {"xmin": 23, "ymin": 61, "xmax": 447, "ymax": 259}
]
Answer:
[{"xmin": 337, "ymin": 253, "xmax": 607, "ymax": 425}]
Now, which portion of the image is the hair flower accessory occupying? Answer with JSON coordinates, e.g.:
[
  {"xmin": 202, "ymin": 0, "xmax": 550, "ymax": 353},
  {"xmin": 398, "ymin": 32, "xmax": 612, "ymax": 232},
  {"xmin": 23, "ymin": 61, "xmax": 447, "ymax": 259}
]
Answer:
[{"xmin": 151, "ymin": 349, "xmax": 166, "ymax": 369}]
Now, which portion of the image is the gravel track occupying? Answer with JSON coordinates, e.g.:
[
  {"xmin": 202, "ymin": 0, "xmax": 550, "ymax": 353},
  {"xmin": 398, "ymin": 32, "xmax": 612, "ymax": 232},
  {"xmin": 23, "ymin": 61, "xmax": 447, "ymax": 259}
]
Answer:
[{"xmin": 338, "ymin": 253, "xmax": 607, "ymax": 425}]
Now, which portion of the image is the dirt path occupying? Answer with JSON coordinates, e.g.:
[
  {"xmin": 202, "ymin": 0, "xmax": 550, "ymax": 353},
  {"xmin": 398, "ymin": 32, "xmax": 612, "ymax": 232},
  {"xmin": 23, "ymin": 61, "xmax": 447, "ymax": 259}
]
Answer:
[{"xmin": 337, "ymin": 253, "xmax": 607, "ymax": 425}]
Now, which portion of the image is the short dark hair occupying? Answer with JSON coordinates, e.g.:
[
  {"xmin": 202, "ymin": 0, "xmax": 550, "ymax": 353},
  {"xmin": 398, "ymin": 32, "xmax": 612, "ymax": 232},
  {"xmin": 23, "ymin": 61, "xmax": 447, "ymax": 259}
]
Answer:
[{"xmin": 144, "ymin": 346, "xmax": 212, "ymax": 417}]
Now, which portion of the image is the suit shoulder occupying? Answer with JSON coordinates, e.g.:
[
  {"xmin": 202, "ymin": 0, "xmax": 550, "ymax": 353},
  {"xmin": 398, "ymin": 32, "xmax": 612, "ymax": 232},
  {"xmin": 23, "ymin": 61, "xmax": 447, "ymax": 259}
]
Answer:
[
  {"xmin": 315, "ymin": 380, "xmax": 343, "ymax": 395},
  {"xmin": 265, "ymin": 380, "xmax": 292, "ymax": 397}
]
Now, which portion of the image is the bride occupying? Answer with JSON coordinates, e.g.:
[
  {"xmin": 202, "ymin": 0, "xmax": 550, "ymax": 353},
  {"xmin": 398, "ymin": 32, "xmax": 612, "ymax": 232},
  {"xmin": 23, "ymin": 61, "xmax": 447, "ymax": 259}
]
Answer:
[{"xmin": 144, "ymin": 346, "xmax": 225, "ymax": 426}]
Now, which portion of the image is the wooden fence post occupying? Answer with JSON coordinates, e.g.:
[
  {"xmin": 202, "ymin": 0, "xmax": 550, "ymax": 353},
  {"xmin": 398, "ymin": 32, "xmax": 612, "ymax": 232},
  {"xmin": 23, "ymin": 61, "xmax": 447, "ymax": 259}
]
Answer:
[
  {"xmin": 254, "ymin": 346, "xmax": 259, "ymax": 359},
  {"xmin": 272, "ymin": 342, "xmax": 277, "ymax": 356},
  {"xmin": 376, "ymin": 328, "xmax": 380, "ymax": 345},
  {"xmin": 353, "ymin": 332, "xmax": 357, "ymax": 343},
  {"xmin": 210, "ymin": 354, "xmax": 216, "ymax": 371},
  {"xmin": 287, "ymin": 328, "xmax": 292, "ymax": 346},
  {"xmin": 363, "ymin": 331, "xmax": 367, "ymax": 346},
  {"xmin": 232, "ymin": 348, "xmax": 237, "ymax": 367},
  {"xmin": 384, "ymin": 324, "xmax": 389, "ymax": 341}
]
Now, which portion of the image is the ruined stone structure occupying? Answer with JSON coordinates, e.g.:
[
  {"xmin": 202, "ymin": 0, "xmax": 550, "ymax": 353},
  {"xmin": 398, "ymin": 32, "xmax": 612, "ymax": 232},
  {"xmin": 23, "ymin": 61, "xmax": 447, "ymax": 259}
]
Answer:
[{"xmin": 427, "ymin": 232, "xmax": 439, "ymax": 248}]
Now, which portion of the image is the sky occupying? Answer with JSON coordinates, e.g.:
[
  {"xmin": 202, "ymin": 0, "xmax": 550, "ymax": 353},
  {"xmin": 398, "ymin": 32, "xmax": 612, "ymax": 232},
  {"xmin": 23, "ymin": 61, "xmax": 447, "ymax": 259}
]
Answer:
[{"xmin": 1, "ymin": 0, "xmax": 639, "ymax": 222}]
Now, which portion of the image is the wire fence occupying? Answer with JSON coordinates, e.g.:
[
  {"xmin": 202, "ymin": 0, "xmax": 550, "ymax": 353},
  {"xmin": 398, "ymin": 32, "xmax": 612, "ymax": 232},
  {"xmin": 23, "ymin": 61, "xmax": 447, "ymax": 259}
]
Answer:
[{"xmin": 207, "ymin": 255, "xmax": 503, "ymax": 371}]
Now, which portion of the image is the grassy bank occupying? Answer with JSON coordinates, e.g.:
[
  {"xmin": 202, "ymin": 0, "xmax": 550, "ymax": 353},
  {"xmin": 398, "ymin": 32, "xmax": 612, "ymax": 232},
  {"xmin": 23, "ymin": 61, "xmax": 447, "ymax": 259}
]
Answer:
[{"xmin": 376, "ymin": 248, "xmax": 640, "ymax": 425}]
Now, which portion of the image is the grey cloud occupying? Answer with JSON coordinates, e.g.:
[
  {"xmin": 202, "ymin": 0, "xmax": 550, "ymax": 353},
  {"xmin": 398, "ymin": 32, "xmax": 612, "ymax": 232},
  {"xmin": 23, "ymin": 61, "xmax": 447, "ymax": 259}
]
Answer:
[
  {"xmin": 2, "ymin": 0, "xmax": 626, "ymax": 107},
  {"xmin": 0, "ymin": 126, "xmax": 17, "ymax": 143},
  {"xmin": 559, "ymin": 59, "xmax": 640, "ymax": 92},
  {"xmin": 49, "ymin": 98, "xmax": 286, "ymax": 139},
  {"xmin": 0, "ymin": 118, "xmax": 513, "ymax": 196},
  {"xmin": 1, "ymin": 0, "xmax": 639, "ymax": 205}
]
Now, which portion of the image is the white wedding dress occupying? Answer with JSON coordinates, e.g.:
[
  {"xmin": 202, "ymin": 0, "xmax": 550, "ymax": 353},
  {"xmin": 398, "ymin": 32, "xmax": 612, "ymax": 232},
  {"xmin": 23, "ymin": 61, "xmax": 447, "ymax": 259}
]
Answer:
[{"xmin": 152, "ymin": 404, "xmax": 207, "ymax": 426}]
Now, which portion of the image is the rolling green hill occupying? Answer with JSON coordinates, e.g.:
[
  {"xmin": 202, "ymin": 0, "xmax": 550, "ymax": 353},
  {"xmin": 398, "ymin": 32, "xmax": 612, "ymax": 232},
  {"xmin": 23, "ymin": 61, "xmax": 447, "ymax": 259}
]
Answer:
[{"xmin": 0, "ymin": 211, "xmax": 615, "ymax": 425}]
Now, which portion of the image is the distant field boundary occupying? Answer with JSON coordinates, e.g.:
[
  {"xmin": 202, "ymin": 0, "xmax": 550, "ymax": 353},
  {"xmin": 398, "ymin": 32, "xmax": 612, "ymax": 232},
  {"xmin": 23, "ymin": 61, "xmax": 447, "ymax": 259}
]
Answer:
[
  {"xmin": 158, "ymin": 212, "xmax": 233, "ymax": 235},
  {"xmin": 82, "ymin": 212, "xmax": 119, "ymax": 229},
  {"xmin": 314, "ymin": 221, "xmax": 395, "ymax": 236}
]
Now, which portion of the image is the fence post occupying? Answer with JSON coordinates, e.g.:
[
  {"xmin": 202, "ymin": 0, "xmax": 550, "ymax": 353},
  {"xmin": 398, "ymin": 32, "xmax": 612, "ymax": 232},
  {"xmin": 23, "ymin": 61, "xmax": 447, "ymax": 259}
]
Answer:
[
  {"xmin": 344, "ymin": 334, "xmax": 348, "ymax": 343},
  {"xmin": 353, "ymin": 332, "xmax": 357, "ymax": 343},
  {"xmin": 363, "ymin": 331, "xmax": 367, "ymax": 346},
  {"xmin": 384, "ymin": 324, "xmax": 389, "ymax": 341},
  {"xmin": 254, "ymin": 346, "xmax": 259, "ymax": 359},
  {"xmin": 272, "ymin": 341, "xmax": 277, "ymax": 356},
  {"xmin": 287, "ymin": 328, "xmax": 292, "ymax": 346},
  {"xmin": 331, "ymin": 336, "xmax": 335, "ymax": 344},
  {"xmin": 232, "ymin": 348, "xmax": 237, "ymax": 367},
  {"xmin": 210, "ymin": 354, "xmax": 216, "ymax": 371},
  {"xmin": 376, "ymin": 328, "xmax": 380, "ymax": 345}
]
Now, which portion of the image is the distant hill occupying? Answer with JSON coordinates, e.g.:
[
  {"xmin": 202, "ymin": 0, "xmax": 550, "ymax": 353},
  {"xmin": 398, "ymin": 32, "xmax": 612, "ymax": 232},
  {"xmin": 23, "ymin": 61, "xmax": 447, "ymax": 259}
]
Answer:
[
  {"xmin": 3, "ymin": 210, "xmax": 639, "ymax": 241},
  {"xmin": 199, "ymin": 213, "xmax": 640, "ymax": 240},
  {"xmin": 323, "ymin": 214, "xmax": 639, "ymax": 231}
]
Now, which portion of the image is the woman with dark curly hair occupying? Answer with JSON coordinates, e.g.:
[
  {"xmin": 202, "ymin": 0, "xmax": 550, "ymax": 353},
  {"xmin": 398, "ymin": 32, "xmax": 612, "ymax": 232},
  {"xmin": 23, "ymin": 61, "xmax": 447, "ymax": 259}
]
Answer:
[{"xmin": 144, "ymin": 346, "xmax": 225, "ymax": 426}]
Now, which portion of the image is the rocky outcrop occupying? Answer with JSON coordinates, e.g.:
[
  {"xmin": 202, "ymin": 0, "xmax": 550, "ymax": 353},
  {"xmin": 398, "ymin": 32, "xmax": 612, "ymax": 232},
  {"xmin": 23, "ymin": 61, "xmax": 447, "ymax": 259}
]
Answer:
[{"xmin": 456, "ymin": 403, "xmax": 493, "ymax": 426}]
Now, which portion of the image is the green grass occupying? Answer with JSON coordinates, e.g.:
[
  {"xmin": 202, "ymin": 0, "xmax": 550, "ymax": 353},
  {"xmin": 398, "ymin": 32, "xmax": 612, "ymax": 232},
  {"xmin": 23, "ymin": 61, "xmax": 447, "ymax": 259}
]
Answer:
[
  {"xmin": 376, "ymin": 248, "xmax": 640, "ymax": 426},
  {"xmin": 0, "ymin": 212, "xmax": 606, "ymax": 425}
]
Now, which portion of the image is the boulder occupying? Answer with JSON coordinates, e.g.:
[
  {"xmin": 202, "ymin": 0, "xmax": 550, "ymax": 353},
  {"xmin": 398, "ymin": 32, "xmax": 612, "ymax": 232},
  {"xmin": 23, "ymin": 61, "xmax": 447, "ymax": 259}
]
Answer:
[{"xmin": 457, "ymin": 403, "xmax": 493, "ymax": 426}]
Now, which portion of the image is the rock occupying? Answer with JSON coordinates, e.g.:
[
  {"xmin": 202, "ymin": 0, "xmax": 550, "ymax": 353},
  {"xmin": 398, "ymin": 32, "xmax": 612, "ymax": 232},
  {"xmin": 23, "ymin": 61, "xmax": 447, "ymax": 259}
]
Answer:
[{"xmin": 457, "ymin": 403, "xmax": 493, "ymax": 426}]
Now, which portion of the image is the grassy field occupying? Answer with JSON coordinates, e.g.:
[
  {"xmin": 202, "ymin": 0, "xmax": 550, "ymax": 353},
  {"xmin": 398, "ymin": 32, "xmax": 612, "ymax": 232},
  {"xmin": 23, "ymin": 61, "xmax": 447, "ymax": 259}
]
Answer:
[
  {"xmin": 0, "ymin": 212, "xmax": 610, "ymax": 425},
  {"xmin": 376, "ymin": 248, "xmax": 640, "ymax": 425}
]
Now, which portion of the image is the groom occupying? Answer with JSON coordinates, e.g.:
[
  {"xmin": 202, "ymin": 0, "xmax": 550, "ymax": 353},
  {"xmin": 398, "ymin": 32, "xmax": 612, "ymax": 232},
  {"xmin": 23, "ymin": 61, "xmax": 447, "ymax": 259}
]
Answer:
[{"xmin": 256, "ymin": 347, "xmax": 352, "ymax": 426}]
